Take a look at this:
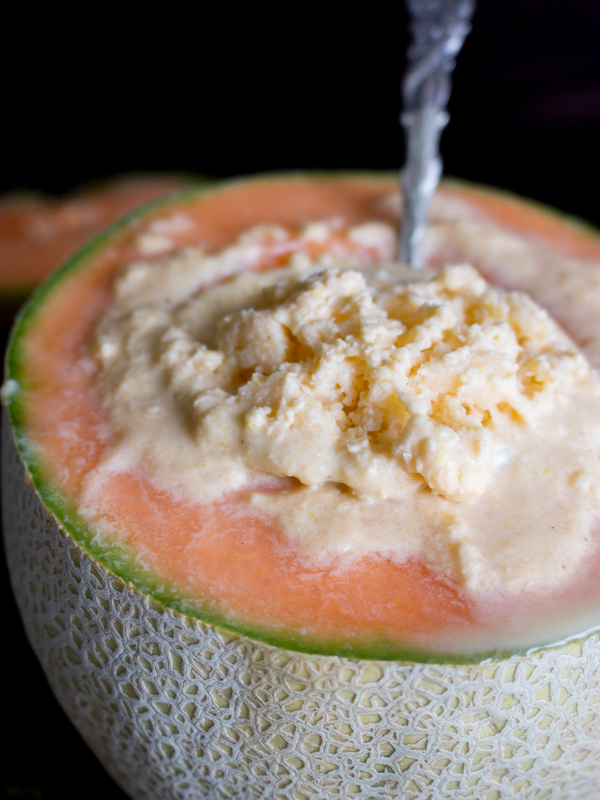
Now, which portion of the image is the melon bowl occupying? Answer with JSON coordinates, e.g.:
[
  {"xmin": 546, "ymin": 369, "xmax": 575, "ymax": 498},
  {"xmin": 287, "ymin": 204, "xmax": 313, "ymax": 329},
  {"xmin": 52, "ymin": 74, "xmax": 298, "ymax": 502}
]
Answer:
[{"xmin": 4, "ymin": 174, "xmax": 600, "ymax": 800}]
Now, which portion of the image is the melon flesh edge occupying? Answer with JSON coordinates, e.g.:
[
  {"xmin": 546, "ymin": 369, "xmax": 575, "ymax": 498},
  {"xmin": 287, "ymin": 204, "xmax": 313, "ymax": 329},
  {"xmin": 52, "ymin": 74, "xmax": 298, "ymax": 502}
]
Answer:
[{"xmin": 4, "ymin": 413, "xmax": 600, "ymax": 799}]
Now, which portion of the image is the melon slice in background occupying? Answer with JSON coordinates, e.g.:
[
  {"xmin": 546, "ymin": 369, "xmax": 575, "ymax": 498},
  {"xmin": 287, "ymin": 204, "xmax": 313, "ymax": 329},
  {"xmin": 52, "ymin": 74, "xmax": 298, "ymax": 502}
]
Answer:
[
  {"xmin": 4, "ymin": 173, "xmax": 600, "ymax": 799},
  {"xmin": 0, "ymin": 172, "xmax": 204, "ymax": 327}
]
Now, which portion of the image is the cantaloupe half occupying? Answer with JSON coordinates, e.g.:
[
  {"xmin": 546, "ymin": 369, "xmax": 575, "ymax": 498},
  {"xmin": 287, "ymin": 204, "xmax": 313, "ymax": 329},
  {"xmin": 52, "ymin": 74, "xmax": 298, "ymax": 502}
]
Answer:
[
  {"xmin": 4, "ymin": 173, "xmax": 600, "ymax": 799},
  {"xmin": 0, "ymin": 172, "xmax": 202, "ymax": 303}
]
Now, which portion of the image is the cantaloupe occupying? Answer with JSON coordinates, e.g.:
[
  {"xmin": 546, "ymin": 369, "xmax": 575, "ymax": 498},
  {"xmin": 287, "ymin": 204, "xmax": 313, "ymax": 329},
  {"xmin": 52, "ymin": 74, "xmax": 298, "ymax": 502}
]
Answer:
[
  {"xmin": 4, "ymin": 173, "xmax": 600, "ymax": 799},
  {"xmin": 0, "ymin": 172, "xmax": 202, "ymax": 305}
]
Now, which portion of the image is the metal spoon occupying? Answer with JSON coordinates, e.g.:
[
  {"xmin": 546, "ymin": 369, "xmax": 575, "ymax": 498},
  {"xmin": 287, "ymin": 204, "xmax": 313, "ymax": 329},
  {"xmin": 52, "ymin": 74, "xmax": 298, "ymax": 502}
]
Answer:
[{"xmin": 399, "ymin": 0, "xmax": 475, "ymax": 267}]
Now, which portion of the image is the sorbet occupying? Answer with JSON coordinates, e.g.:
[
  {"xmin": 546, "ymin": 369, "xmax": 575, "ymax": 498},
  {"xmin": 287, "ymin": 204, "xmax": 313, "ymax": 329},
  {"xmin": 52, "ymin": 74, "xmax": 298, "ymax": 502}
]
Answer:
[{"xmin": 88, "ymin": 216, "xmax": 600, "ymax": 595}]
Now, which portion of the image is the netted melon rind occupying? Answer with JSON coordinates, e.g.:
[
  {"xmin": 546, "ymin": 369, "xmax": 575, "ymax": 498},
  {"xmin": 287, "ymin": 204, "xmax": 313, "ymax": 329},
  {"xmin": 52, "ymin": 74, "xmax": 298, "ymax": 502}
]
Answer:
[{"xmin": 3, "ymin": 417, "xmax": 600, "ymax": 800}]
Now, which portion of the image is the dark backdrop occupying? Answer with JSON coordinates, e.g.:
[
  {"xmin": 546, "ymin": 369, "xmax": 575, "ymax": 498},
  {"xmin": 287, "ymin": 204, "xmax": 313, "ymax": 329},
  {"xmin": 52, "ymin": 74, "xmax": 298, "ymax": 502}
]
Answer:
[
  {"xmin": 2, "ymin": 1, "xmax": 600, "ymax": 799},
  {"xmin": 3, "ymin": 0, "xmax": 600, "ymax": 224}
]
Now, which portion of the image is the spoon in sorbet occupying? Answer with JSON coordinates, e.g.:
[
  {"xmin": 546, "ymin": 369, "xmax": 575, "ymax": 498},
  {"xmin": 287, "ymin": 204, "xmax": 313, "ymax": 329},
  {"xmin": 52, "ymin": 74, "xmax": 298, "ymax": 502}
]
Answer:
[{"xmin": 399, "ymin": 0, "xmax": 475, "ymax": 267}]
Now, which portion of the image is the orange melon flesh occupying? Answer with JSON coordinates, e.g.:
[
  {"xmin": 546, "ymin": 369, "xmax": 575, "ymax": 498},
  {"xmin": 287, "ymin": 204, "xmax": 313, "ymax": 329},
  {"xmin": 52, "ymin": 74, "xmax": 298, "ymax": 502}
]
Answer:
[
  {"xmin": 13, "ymin": 174, "xmax": 600, "ymax": 660},
  {"xmin": 0, "ymin": 173, "xmax": 198, "ymax": 295},
  {"xmin": 444, "ymin": 180, "xmax": 600, "ymax": 261}
]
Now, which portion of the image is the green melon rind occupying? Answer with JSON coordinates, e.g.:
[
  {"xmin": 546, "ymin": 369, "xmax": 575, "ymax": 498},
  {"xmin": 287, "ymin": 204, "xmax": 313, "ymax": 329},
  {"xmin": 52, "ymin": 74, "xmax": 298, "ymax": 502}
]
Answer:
[{"xmin": 5, "ymin": 171, "xmax": 600, "ymax": 665}]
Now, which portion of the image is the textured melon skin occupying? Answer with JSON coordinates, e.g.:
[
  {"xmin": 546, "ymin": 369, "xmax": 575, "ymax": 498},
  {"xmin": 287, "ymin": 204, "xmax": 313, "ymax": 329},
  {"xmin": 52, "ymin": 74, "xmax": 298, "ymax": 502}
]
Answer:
[{"xmin": 4, "ymin": 421, "xmax": 600, "ymax": 799}]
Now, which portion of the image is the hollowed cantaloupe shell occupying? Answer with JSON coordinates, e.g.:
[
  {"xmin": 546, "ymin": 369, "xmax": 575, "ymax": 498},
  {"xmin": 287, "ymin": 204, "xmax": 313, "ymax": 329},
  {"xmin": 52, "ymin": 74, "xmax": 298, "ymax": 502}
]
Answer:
[{"xmin": 4, "ymin": 174, "xmax": 600, "ymax": 799}]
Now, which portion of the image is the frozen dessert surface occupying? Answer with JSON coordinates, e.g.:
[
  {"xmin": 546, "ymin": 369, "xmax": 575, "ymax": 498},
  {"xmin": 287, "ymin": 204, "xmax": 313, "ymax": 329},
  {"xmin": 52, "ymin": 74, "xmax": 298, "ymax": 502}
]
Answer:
[{"xmin": 88, "ymin": 217, "xmax": 600, "ymax": 594}]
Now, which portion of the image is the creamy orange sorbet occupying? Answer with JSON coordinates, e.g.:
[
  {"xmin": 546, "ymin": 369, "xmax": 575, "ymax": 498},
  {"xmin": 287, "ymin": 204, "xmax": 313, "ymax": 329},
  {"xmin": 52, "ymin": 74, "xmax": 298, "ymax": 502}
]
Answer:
[{"xmin": 14, "ymin": 181, "xmax": 600, "ymax": 659}]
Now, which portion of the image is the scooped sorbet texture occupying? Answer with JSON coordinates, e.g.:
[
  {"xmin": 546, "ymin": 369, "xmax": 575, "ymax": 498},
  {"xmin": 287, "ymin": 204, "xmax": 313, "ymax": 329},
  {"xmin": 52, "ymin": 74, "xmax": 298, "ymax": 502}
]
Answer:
[{"xmin": 89, "ymin": 219, "xmax": 600, "ymax": 593}]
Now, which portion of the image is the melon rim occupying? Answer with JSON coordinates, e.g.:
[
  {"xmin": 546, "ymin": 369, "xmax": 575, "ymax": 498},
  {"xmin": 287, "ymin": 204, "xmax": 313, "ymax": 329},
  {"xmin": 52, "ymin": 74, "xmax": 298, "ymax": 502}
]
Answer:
[{"xmin": 5, "ymin": 170, "xmax": 600, "ymax": 665}]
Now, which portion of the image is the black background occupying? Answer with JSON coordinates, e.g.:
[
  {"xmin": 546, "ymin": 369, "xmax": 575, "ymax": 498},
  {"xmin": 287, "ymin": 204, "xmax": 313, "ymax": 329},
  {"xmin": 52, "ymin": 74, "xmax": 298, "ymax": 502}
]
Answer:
[
  {"xmin": 3, "ymin": 0, "xmax": 600, "ymax": 224},
  {"xmin": 2, "ymin": 1, "xmax": 600, "ymax": 798}
]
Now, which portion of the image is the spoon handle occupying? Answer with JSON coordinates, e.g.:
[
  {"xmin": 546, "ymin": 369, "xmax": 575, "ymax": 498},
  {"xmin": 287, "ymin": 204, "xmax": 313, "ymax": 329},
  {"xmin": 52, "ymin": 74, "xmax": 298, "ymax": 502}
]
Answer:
[{"xmin": 399, "ymin": 0, "xmax": 475, "ymax": 267}]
